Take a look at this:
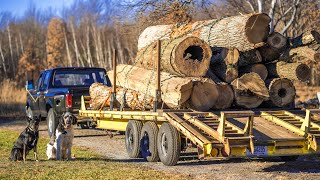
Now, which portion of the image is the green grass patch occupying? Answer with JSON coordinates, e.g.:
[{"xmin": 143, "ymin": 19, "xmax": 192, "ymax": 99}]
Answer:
[{"xmin": 0, "ymin": 129, "xmax": 186, "ymax": 180}]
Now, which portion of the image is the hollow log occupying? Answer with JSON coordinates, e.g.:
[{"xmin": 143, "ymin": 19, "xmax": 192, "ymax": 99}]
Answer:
[
  {"xmin": 107, "ymin": 64, "xmax": 193, "ymax": 108},
  {"xmin": 239, "ymin": 64, "xmax": 268, "ymax": 81},
  {"xmin": 211, "ymin": 47, "xmax": 239, "ymax": 65},
  {"xmin": 89, "ymin": 83, "xmax": 154, "ymax": 110},
  {"xmin": 266, "ymin": 78, "xmax": 296, "ymax": 107},
  {"xmin": 290, "ymin": 30, "xmax": 320, "ymax": 48},
  {"xmin": 190, "ymin": 78, "xmax": 219, "ymax": 111},
  {"xmin": 135, "ymin": 36, "xmax": 211, "ymax": 77},
  {"xmin": 238, "ymin": 50, "xmax": 262, "ymax": 67},
  {"xmin": 267, "ymin": 32, "xmax": 287, "ymax": 51},
  {"xmin": 231, "ymin": 73, "xmax": 269, "ymax": 108},
  {"xmin": 266, "ymin": 61, "xmax": 311, "ymax": 82},
  {"xmin": 138, "ymin": 13, "xmax": 270, "ymax": 51}
]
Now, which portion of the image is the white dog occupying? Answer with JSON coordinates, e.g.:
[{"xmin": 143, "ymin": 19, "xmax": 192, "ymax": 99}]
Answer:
[{"xmin": 46, "ymin": 112, "xmax": 77, "ymax": 160}]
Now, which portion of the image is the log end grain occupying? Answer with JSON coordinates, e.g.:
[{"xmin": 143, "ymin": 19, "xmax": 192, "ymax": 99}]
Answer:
[
  {"xmin": 250, "ymin": 64, "xmax": 268, "ymax": 81},
  {"xmin": 191, "ymin": 80, "xmax": 219, "ymax": 111},
  {"xmin": 295, "ymin": 63, "xmax": 311, "ymax": 82},
  {"xmin": 267, "ymin": 32, "xmax": 287, "ymax": 50},
  {"xmin": 267, "ymin": 78, "xmax": 295, "ymax": 107},
  {"xmin": 245, "ymin": 13, "xmax": 271, "ymax": 44},
  {"xmin": 212, "ymin": 82, "xmax": 234, "ymax": 109}
]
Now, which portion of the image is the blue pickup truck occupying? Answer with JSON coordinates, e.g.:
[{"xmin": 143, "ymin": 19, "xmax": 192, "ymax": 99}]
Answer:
[{"xmin": 25, "ymin": 67, "xmax": 111, "ymax": 136}]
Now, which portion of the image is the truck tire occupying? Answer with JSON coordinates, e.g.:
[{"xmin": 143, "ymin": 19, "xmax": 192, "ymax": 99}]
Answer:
[
  {"xmin": 140, "ymin": 122, "xmax": 159, "ymax": 162},
  {"xmin": 157, "ymin": 122, "xmax": 181, "ymax": 166},
  {"xmin": 280, "ymin": 156, "xmax": 299, "ymax": 161},
  {"xmin": 47, "ymin": 108, "xmax": 57, "ymax": 137},
  {"xmin": 125, "ymin": 120, "xmax": 143, "ymax": 158},
  {"xmin": 26, "ymin": 106, "xmax": 33, "ymax": 118}
]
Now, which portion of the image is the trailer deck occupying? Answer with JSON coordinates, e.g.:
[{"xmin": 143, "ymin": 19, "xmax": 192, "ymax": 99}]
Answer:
[{"xmin": 79, "ymin": 96, "xmax": 320, "ymax": 165}]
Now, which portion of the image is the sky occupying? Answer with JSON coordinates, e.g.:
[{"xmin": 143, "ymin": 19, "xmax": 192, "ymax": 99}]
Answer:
[{"xmin": 0, "ymin": 0, "xmax": 75, "ymax": 16}]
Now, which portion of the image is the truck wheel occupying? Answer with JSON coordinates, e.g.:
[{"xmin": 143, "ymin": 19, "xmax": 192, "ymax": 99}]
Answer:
[
  {"xmin": 280, "ymin": 156, "xmax": 299, "ymax": 161},
  {"xmin": 26, "ymin": 106, "xmax": 33, "ymax": 118},
  {"xmin": 140, "ymin": 122, "xmax": 159, "ymax": 162},
  {"xmin": 125, "ymin": 120, "xmax": 142, "ymax": 158},
  {"xmin": 80, "ymin": 121, "xmax": 90, "ymax": 129},
  {"xmin": 47, "ymin": 108, "xmax": 57, "ymax": 137},
  {"xmin": 157, "ymin": 122, "xmax": 181, "ymax": 166}
]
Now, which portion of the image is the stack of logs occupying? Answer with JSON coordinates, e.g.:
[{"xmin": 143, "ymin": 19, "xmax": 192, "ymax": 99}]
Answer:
[{"xmin": 90, "ymin": 13, "xmax": 320, "ymax": 111}]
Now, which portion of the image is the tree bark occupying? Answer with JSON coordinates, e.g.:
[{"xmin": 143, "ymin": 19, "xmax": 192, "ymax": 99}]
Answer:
[
  {"xmin": 239, "ymin": 64, "xmax": 268, "ymax": 81},
  {"xmin": 107, "ymin": 64, "xmax": 193, "ymax": 108},
  {"xmin": 138, "ymin": 13, "xmax": 270, "ymax": 52},
  {"xmin": 289, "ymin": 46, "xmax": 320, "ymax": 62},
  {"xmin": 266, "ymin": 61, "xmax": 311, "ymax": 82},
  {"xmin": 135, "ymin": 36, "xmax": 211, "ymax": 77},
  {"xmin": 231, "ymin": 73, "xmax": 269, "ymax": 108},
  {"xmin": 266, "ymin": 78, "xmax": 295, "ymax": 107},
  {"xmin": 89, "ymin": 83, "xmax": 153, "ymax": 110},
  {"xmin": 290, "ymin": 30, "xmax": 320, "ymax": 48}
]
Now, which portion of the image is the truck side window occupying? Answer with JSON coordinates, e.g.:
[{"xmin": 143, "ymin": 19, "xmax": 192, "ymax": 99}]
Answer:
[
  {"xmin": 41, "ymin": 72, "xmax": 51, "ymax": 90},
  {"xmin": 35, "ymin": 73, "xmax": 44, "ymax": 90}
]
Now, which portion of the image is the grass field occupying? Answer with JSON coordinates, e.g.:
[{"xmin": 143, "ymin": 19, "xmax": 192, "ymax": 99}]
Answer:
[{"xmin": 0, "ymin": 129, "xmax": 185, "ymax": 180}]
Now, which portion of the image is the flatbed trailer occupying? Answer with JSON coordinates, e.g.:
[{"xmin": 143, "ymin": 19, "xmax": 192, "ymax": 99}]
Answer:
[{"xmin": 79, "ymin": 96, "xmax": 320, "ymax": 166}]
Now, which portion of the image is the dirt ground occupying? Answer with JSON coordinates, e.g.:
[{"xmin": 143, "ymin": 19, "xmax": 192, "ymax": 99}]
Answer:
[{"xmin": 1, "ymin": 117, "xmax": 320, "ymax": 180}]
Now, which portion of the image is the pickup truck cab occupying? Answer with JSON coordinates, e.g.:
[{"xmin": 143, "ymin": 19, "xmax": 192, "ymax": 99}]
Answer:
[{"xmin": 26, "ymin": 67, "xmax": 110, "ymax": 136}]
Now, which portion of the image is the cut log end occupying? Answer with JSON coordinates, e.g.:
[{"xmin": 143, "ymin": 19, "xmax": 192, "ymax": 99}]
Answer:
[
  {"xmin": 246, "ymin": 13, "xmax": 271, "ymax": 44},
  {"xmin": 267, "ymin": 32, "xmax": 287, "ymax": 50},
  {"xmin": 251, "ymin": 64, "xmax": 268, "ymax": 81},
  {"xmin": 173, "ymin": 36, "xmax": 212, "ymax": 76},
  {"xmin": 191, "ymin": 80, "xmax": 219, "ymax": 111},
  {"xmin": 225, "ymin": 67, "xmax": 238, "ymax": 83},
  {"xmin": 296, "ymin": 64, "xmax": 311, "ymax": 82},
  {"xmin": 267, "ymin": 78, "xmax": 295, "ymax": 107},
  {"xmin": 315, "ymin": 53, "xmax": 320, "ymax": 61},
  {"xmin": 212, "ymin": 83, "xmax": 234, "ymax": 109}
]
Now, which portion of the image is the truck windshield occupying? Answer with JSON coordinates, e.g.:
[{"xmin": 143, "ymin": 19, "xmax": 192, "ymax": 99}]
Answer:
[{"xmin": 53, "ymin": 70, "xmax": 110, "ymax": 87}]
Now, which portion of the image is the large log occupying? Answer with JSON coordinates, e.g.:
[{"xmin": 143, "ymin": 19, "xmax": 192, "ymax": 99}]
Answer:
[
  {"xmin": 239, "ymin": 64, "xmax": 268, "ymax": 81},
  {"xmin": 290, "ymin": 30, "xmax": 320, "ymax": 48},
  {"xmin": 258, "ymin": 45, "xmax": 280, "ymax": 63},
  {"xmin": 138, "ymin": 13, "xmax": 270, "ymax": 52},
  {"xmin": 238, "ymin": 50, "xmax": 262, "ymax": 67},
  {"xmin": 266, "ymin": 61, "xmax": 311, "ymax": 82},
  {"xmin": 266, "ymin": 78, "xmax": 296, "ymax": 107},
  {"xmin": 289, "ymin": 46, "xmax": 320, "ymax": 62},
  {"xmin": 190, "ymin": 78, "xmax": 219, "ymax": 111},
  {"xmin": 135, "ymin": 36, "xmax": 211, "ymax": 77},
  {"xmin": 231, "ymin": 73, "xmax": 269, "ymax": 108},
  {"xmin": 108, "ymin": 64, "xmax": 193, "ymax": 108},
  {"xmin": 89, "ymin": 83, "xmax": 153, "ymax": 110}
]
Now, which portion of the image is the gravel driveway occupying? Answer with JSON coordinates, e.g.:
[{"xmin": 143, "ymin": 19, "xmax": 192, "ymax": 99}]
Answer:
[{"xmin": 1, "ymin": 117, "xmax": 320, "ymax": 180}]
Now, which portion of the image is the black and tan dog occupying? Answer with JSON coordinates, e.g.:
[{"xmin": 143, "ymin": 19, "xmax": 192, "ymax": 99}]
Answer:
[{"xmin": 9, "ymin": 116, "xmax": 40, "ymax": 162}]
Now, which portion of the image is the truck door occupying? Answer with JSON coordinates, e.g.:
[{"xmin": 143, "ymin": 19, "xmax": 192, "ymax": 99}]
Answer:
[
  {"xmin": 30, "ymin": 72, "xmax": 45, "ymax": 116},
  {"xmin": 38, "ymin": 71, "xmax": 50, "ymax": 117}
]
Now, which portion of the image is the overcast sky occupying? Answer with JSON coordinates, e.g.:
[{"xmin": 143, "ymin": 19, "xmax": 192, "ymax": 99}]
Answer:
[{"xmin": 0, "ymin": 0, "xmax": 75, "ymax": 16}]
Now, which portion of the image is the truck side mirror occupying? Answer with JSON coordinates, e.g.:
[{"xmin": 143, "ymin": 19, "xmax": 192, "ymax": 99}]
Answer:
[{"xmin": 26, "ymin": 80, "xmax": 34, "ymax": 90}]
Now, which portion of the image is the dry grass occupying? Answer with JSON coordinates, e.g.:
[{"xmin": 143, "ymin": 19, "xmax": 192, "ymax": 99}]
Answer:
[{"xmin": 0, "ymin": 79, "xmax": 26, "ymax": 116}]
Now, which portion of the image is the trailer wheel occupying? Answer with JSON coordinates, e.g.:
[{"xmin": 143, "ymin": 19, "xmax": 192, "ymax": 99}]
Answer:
[
  {"xmin": 47, "ymin": 108, "xmax": 57, "ymax": 137},
  {"xmin": 157, "ymin": 122, "xmax": 181, "ymax": 166},
  {"xmin": 280, "ymin": 156, "xmax": 299, "ymax": 161},
  {"xmin": 140, "ymin": 122, "xmax": 159, "ymax": 162},
  {"xmin": 125, "ymin": 120, "xmax": 143, "ymax": 158}
]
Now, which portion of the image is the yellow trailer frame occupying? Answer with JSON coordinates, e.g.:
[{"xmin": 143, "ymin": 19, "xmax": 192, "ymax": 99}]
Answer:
[{"xmin": 79, "ymin": 96, "xmax": 320, "ymax": 165}]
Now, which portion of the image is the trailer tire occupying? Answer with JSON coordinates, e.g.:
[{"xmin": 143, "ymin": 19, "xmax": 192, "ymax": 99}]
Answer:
[
  {"xmin": 125, "ymin": 120, "xmax": 143, "ymax": 158},
  {"xmin": 280, "ymin": 155, "xmax": 299, "ymax": 161},
  {"xmin": 157, "ymin": 122, "xmax": 181, "ymax": 166},
  {"xmin": 140, "ymin": 122, "xmax": 159, "ymax": 162},
  {"xmin": 47, "ymin": 108, "xmax": 57, "ymax": 137}
]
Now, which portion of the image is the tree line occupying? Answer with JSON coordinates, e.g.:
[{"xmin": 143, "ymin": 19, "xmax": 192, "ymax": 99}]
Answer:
[{"xmin": 0, "ymin": 0, "xmax": 318, "ymax": 86}]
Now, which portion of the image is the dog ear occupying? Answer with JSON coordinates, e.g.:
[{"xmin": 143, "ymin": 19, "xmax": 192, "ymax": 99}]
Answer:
[{"xmin": 72, "ymin": 115, "xmax": 77, "ymax": 125}]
